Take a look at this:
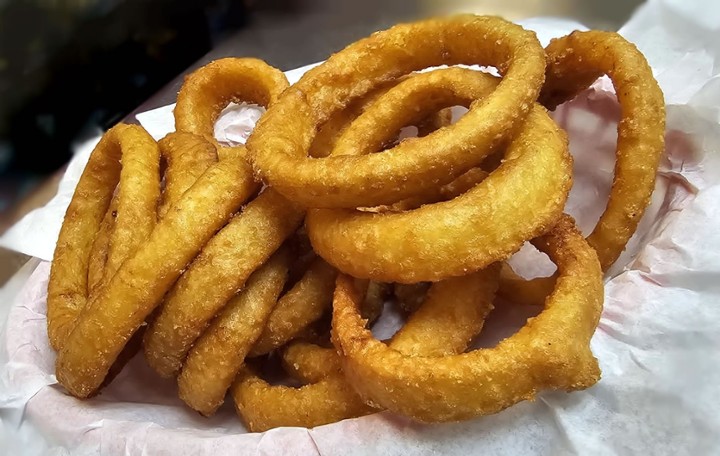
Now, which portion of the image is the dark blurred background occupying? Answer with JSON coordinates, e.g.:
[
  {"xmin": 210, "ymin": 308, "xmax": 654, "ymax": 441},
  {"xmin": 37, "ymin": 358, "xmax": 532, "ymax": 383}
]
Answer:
[{"xmin": 0, "ymin": 0, "xmax": 643, "ymax": 277}]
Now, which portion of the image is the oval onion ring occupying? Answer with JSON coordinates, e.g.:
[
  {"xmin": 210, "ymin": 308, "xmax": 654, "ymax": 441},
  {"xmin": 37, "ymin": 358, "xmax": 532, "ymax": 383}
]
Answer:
[
  {"xmin": 542, "ymin": 30, "xmax": 666, "ymax": 270},
  {"xmin": 248, "ymin": 15, "xmax": 546, "ymax": 208},
  {"xmin": 143, "ymin": 189, "xmax": 304, "ymax": 378},
  {"xmin": 174, "ymin": 57, "xmax": 289, "ymax": 160},
  {"xmin": 47, "ymin": 124, "xmax": 161, "ymax": 351},
  {"xmin": 55, "ymin": 152, "xmax": 258, "ymax": 398},
  {"xmin": 331, "ymin": 215, "xmax": 603, "ymax": 422},
  {"xmin": 306, "ymin": 101, "xmax": 572, "ymax": 283},
  {"xmin": 498, "ymin": 31, "xmax": 666, "ymax": 305},
  {"xmin": 177, "ymin": 247, "xmax": 292, "ymax": 416}
]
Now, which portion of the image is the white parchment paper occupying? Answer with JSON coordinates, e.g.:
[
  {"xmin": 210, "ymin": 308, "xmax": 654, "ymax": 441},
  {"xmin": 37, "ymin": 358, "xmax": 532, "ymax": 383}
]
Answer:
[{"xmin": 2, "ymin": 1, "xmax": 720, "ymax": 454}]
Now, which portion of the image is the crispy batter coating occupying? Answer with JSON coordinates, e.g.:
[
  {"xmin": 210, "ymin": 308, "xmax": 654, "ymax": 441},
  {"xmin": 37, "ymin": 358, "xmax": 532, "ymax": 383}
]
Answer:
[
  {"xmin": 86, "ymin": 196, "xmax": 117, "ymax": 295},
  {"xmin": 158, "ymin": 132, "xmax": 218, "ymax": 218},
  {"xmin": 281, "ymin": 342, "xmax": 342, "ymax": 383}
]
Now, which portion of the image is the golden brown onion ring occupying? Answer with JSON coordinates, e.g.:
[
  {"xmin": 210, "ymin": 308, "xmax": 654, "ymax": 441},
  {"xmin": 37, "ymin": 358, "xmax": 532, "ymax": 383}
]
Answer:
[
  {"xmin": 177, "ymin": 248, "xmax": 291, "ymax": 416},
  {"xmin": 248, "ymin": 257, "xmax": 338, "ymax": 357},
  {"xmin": 55, "ymin": 155, "xmax": 258, "ymax": 398},
  {"xmin": 48, "ymin": 124, "xmax": 161, "ymax": 351},
  {"xmin": 232, "ymin": 365, "xmax": 376, "ymax": 431},
  {"xmin": 86, "ymin": 132, "xmax": 218, "ymax": 389},
  {"xmin": 331, "ymin": 215, "xmax": 603, "ymax": 422},
  {"xmin": 389, "ymin": 266, "xmax": 499, "ymax": 357},
  {"xmin": 87, "ymin": 132, "xmax": 217, "ymax": 297},
  {"xmin": 497, "ymin": 31, "xmax": 665, "ymax": 305},
  {"xmin": 232, "ymin": 265, "xmax": 499, "ymax": 431},
  {"xmin": 542, "ymin": 31, "xmax": 665, "ymax": 270},
  {"xmin": 248, "ymin": 15, "xmax": 546, "ymax": 208},
  {"xmin": 143, "ymin": 189, "xmax": 304, "ymax": 378},
  {"xmin": 174, "ymin": 57, "xmax": 289, "ymax": 160},
  {"xmin": 306, "ymin": 100, "xmax": 572, "ymax": 283}
]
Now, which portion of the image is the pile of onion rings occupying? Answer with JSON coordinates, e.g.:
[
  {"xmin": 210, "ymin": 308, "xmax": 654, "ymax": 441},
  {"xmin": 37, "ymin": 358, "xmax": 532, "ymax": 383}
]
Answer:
[{"xmin": 47, "ymin": 15, "xmax": 664, "ymax": 431}]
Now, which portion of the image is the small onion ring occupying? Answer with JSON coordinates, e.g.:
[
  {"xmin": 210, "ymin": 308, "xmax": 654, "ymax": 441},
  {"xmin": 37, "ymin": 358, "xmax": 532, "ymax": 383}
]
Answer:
[
  {"xmin": 174, "ymin": 57, "xmax": 289, "ymax": 160},
  {"xmin": 248, "ymin": 257, "xmax": 338, "ymax": 357},
  {"xmin": 232, "ymin": 265, "xmax": 500, "ymax": 431},
  {"xmin": 232, "ymin": 367, "xmax": 376, "ymax": 431}
]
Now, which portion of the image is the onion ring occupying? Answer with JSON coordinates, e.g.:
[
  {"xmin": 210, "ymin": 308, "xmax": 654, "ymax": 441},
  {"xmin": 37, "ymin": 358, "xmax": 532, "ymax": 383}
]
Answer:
[
  {"xmin": 55, "ymin": 154, "xmax": 258, "ymax": 397},
  {"xmin": 389, "ymin": 265, "xmax": 499, "ymax": 357},
  {"xmin": 233, "ymin": 265, "xmax": 499, "ymax": 431},
  {"xmin": 177, "ymin": 247, "xmax": 291, "ymax": 416},
  {"xmin": 143, "ymin": 189, "xmax": 305, "ymax": 378},
  {"xmin": 248, "ymin": 257, "xmax": 337, "ymax": 357},
  {"xmin": 174, "ymin": 57, "xmax": 289, "ymax": 160},
  {"xmin": 232, "ymin": 365, "xmax": 376, "ymax": 431},
  {"xmin": 306, "ymin": 94, "xmax": 572, "ymax": 282},
  {"xmin": 248, "ymin": 15, "xmax": 546, "ymax": 208},
  {"xmin": 86, "ymin": 132, "xmax": 217, "ymax": 297},
  {"xmin": 498, "ymin": 31, "xmax": 665, "ymax": 305},
  {"xmin": 541, "ymin": 30, "xmax": 665, "ymax": 270},
  {"xmin": 47, "ymin": 124, "xmax": 161, "ymax": 351},
  {"xmin": 331, "ymin": 215, "xmax": 603, "ymax": 422},
  {"xmin": 83, "ymin": 132, "xmax": 219, "ymax": 389}
]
